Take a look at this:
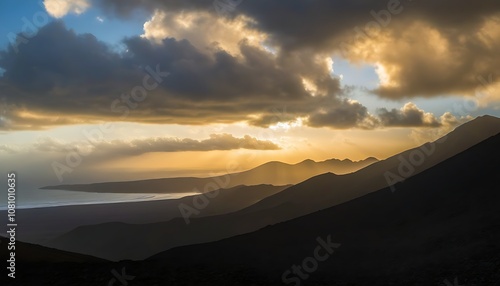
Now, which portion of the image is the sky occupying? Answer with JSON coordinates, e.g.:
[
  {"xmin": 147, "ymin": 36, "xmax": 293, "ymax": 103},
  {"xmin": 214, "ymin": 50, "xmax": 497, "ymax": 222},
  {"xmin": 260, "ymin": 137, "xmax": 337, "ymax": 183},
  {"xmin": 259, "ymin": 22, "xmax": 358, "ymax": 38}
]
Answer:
[{"xmin": 0, "ymin": 0, "xmax": 499, "ymax": 189}]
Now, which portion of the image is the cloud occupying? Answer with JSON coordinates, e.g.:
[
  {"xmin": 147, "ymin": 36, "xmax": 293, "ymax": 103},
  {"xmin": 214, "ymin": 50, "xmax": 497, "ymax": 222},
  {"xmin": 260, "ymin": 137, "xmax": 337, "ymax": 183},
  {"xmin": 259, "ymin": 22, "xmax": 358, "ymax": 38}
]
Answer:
[
  {"xmin": 44, "ymin": 0, "xmax": 90, "ymax": 18},
  {"xmin": 341, "ymin": 19, "xmax": 500, "ymax": 99},
  {"xmin": 475, "ymin": 74, "xmax": 500, "ymax": 107},
  {"xmin": 0, "ymin": 103, "xmax": 94, "ymax": 130},
  {"xmin": 0, "ymin": 134, "xmax": 280, "ymax": 157},
  {"xmin": 96, "ymin": 0, "xmax": 500, "ymax": 48},
  {"xmin": 0, "ymin": 144, "xmax": 20, "ymax": 154},
  {"xmin": 92, "ymin": 133, "xmax": 281, "ymax": 156},
  {"xmin": 307, "ymin": 99, "xmax": 379, "ymax": 129},
  {"xmin": 141, "ymin": 10, "xmax": 267, "ymax": 57},
  {"xmin": 377, "ymin": 102, "xmax": 442, "ymax": 127},
  {"xmin": 409, "ymin": 112, "xmax": 472, "ymax": 143},
  {"xmin": 0, "ymin": 22, "xmax": 352, "ymax": 130},
  {"xmin": 95, "ymin": 0, "xmax": 500, "ymax": 99},
  {"xmin": 247, "ymin": 110, "xmax": 298, "ymax": 128},
  {"xmin": 1, "ymin": 10, "xmax": 490, "ymax": 131}
]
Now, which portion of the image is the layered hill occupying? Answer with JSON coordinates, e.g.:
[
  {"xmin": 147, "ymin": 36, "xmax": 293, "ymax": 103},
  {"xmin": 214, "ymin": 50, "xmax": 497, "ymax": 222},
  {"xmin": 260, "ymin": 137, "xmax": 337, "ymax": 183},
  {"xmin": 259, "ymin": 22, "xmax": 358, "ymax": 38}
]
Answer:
[
  {"xmin": 42, "ymin": 157, "xmax": 377, "ymax": 193},
  {"xmin": 10, "ymin": 121, "xmax": 500, "ymax": 285},
  {"xmin": 148, "ymin": 131, "xmax": 500, "ymax": 285},
  {"xmin": 1, "ymin": 184, "xmax": 288, "ymax": 244},
  {"xmin": 47, "ymin": 116, "xmax": 500, "ymax": 261}
]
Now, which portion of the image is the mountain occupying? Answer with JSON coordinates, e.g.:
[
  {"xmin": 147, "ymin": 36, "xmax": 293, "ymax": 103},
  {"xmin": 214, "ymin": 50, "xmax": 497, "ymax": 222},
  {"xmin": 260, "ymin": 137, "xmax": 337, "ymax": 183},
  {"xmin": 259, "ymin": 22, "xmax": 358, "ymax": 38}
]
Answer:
[
  {"xmin": 11, "ymin": 122, "xmax": 500, "ymax": 285},
  {"xmin": 239, "ymin": 115, "xmax": 500, "ymax": 217},
  {"xmin": 41, "ymin": 157, "xmax": 378, "ymax": 193},
  {"xmin": 0, "ymin": 236, "xmax": 107, "ymax": 286},
  {"xmin": 147, "ymin": 132, "xmax": 500, "ymax": 285},
  {"xmin": 47, "ymin": 116, "xmax": 500, "ymax": 261},
  {"xmin": 1, "ymin": 184, "xmax": 288, "ymax": 245}
]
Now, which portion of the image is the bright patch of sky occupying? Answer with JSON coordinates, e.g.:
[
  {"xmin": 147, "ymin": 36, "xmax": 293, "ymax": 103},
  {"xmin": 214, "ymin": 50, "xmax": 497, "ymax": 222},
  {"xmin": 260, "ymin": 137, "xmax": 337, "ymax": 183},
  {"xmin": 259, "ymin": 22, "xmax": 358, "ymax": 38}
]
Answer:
[{"xmin": 332, "ymin": 57, "xmax": 380, "ymax": 90}]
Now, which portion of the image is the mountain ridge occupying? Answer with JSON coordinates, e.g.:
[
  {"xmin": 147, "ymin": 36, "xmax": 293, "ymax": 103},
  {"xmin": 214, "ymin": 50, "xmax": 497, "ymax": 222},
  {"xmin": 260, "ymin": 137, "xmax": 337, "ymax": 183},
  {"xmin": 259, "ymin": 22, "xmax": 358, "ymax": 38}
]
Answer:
[
  {"xmin": 46, "ymin": 116, "xmax": 500, "ymax": 261},
  {"xmin": 41, "ymin": 156, "xmax": 378, "ymax": 193},
  {"xmin": 146, "ymin": 132, "xmax": 500, "ymax": 285}
]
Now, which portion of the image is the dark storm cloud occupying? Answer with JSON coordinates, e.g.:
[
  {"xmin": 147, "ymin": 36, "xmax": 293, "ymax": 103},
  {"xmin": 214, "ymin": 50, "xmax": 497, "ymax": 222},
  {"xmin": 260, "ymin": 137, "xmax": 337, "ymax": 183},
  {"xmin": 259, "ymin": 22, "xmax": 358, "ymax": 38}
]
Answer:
[
  {"xmin": 95, "ymin": 0, "xmax": 500, "ymax": 99},
  {"xmin": 122, "ymin": 36, "xmax": 311, "ymax": 101},
  {"xmin": 0, "ymin": 19, "xmax": 465, "ymax": 131},
  {"xmin": 96, "ymin": 0, "xmax": 500, "ymax": 49},
  {"xmin": 1, "ymin": 21, "xmax": 370, "ymax": 130},
  {"xmin": 0, "ymin": 22, "xmax": 142, "ymax": 114},
  {"xmin": 0, "ymin": 22, "xmax": 310, "ymax": 128},
  {"xmin": 307, "ymin": 99, "xmax": 378, "ymax": 129}
]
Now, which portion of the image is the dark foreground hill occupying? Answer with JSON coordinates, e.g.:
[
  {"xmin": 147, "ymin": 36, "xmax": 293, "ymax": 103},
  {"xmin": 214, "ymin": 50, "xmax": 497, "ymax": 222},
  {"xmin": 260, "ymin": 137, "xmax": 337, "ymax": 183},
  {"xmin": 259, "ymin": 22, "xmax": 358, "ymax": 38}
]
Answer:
[
  {"xmin": 5, "ymin": 127, "xmax": 500, "ymax": 285},
  {"xmin": 0, "ymin": 236, "xmax": 105, "ymax": 264}
]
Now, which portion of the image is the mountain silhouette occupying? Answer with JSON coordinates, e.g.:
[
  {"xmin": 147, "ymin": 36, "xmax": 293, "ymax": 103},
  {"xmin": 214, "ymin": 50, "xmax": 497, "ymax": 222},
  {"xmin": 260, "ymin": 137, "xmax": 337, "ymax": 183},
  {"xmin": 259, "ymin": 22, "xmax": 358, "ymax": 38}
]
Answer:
[
  {"xmin": 147, "ymin": 131, "xmax": 500, "ymax": 285},
  {"xmin": 47, "ymin": 116, "xmax": 500, "ymax": 261},
  {"xmin": 42, "ymin": 157, "xmax": 377, "ymax": 193},
  {"xmin": 7, "ymin": 119, "xmax": 500, "ymax": 285}
]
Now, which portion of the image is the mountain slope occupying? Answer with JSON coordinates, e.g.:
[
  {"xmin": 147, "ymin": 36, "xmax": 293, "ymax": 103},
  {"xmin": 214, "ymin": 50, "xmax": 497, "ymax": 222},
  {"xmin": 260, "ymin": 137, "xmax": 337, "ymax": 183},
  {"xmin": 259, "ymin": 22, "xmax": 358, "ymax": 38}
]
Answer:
[
  {"xmin": 147, "ymin": 133, "xmax": 500, "ymax": 285},
  {"xmin": 0, "ymin": 236, "xmax": 105, "ymax": 264},
  {"xmin": 240, "ymin": 115, "xmax": 500, "ymax": 217}
]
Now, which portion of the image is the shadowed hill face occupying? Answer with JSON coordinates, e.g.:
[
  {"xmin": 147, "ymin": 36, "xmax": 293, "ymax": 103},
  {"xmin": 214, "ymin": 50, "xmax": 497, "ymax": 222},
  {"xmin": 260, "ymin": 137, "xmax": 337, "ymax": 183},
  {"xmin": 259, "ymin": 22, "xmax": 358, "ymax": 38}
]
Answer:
[
  {"xmin": 46, "ymin": 116, "xmax": 500, "ymax": 261},
  {"xmin": 0, "ymin": 236, "xmax": 105, "ymax": 264},
  {"xmin": 148, "ymin": 133, "xmax": 500, "ymax": 285},
  {"xmin": 42, "ymin": 157, "xmax": 378, "ymax": 193}
]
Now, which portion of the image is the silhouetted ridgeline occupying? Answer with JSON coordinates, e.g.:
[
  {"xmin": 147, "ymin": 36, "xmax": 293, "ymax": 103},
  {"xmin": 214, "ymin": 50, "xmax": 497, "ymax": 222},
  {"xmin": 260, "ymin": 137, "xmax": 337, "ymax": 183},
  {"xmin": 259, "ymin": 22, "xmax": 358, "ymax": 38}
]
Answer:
[{"xmin": 3, "ymin": 119, "xmax": 500, "ymax": 285}]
